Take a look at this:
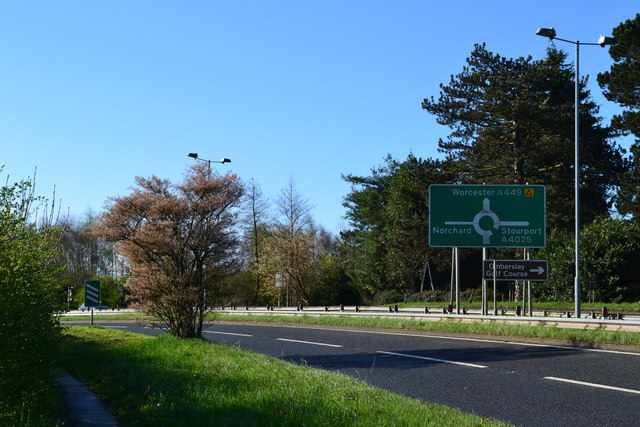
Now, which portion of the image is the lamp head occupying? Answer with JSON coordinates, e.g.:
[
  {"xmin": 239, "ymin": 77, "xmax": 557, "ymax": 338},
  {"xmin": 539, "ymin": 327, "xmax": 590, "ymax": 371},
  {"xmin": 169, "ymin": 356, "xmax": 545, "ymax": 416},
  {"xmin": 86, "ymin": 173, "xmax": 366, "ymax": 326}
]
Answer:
[
  {"xmin": 597, "ymin": 35, "xmax": 615, "ymax": 47},
  {"xmin": 187, "ymin": 153, "xmax": 198, "ymax": 159},
  {"xmin": 536, "ymin": 27, "xmax": 556, "ymax": 40},
  {"xmin": 220, "ymin": 158, "xmax": 232, "ymax": 164}
]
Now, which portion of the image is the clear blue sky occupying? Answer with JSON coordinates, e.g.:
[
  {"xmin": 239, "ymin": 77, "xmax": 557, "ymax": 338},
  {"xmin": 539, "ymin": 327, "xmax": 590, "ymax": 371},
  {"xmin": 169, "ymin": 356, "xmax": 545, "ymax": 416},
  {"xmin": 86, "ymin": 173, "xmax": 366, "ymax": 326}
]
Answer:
[{"xmin": 1, "ymin": 1, "xmax": 637, "ymax": 232}]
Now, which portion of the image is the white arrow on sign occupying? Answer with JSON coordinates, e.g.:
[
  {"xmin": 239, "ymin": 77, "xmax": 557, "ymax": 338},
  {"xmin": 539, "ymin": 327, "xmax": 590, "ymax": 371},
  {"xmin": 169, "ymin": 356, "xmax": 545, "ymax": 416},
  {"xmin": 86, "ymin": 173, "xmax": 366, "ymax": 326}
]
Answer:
[{"xmin": 529, "ymin": 266, "xmax": 545, "ymax": 275}]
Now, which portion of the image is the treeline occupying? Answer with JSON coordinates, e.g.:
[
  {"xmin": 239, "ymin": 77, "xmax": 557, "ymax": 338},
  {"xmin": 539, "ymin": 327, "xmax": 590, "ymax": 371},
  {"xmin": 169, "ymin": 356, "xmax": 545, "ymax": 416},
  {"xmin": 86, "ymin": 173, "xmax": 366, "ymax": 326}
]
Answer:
[
  {"xmin": 52, "ymin": 15, "xmax": 640, "ymax": 312},
  {"xmin": 342, "ymin": 15, "xmax": 640, "ymax": 304}
]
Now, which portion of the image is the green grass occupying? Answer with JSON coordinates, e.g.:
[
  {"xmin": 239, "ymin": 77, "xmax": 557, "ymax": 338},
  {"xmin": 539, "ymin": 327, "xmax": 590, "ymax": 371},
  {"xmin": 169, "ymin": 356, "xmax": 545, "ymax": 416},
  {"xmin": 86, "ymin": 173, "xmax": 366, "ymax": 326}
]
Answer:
[
  {"xmin": 0, "ymin": 382, "xmax": 64, "ymax": 427},
  {"xmin": 58, "ymin": 312, "xmax": 156, "ymax": 322},
  {"xmin": 395, "ymin": 301, "xmax": 640, "ymax": 312},
  {"xmin": 61, "ymin": 326, "xmax": 507, "ymax": 427}
]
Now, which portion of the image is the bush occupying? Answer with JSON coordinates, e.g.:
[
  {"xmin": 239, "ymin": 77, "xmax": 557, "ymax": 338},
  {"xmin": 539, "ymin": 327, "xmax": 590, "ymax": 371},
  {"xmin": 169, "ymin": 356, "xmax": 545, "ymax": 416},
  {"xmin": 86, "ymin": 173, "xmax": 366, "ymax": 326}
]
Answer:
[
  {"xmin": 372, "ymin": 290, "xmax": 405, "ymax": 305},
  {"xmin": 0, "ymin": 178, "xmax": 62, "ymax": 424}
]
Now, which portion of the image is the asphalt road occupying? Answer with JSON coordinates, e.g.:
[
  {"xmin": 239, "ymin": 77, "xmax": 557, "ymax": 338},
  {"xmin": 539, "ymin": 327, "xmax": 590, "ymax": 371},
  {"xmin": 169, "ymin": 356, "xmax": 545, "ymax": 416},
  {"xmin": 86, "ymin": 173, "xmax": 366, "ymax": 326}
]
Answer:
[{"xmin": 73, "ymin": 321, "xmax": 640, "ymax": 426}]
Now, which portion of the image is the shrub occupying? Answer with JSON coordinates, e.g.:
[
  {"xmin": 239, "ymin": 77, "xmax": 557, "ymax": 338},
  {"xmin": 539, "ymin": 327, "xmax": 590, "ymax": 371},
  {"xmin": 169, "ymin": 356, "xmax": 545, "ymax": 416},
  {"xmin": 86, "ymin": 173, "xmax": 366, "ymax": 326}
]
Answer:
[{"xmin": 0, "ymin": 178, "xmax": 62, "ymax": 424}]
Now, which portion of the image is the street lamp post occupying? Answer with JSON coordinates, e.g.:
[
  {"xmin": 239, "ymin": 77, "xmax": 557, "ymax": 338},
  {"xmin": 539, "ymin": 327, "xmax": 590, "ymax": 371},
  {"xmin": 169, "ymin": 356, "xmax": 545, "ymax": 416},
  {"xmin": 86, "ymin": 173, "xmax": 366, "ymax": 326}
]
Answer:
[
  {"xmin": 535, "ymin": 27, "xmax": 614, "ymax": 319},
  {"xmin": 186, "ymin": 152, "xmax": 232, "ymax": 312},
  {"xmin": 188, "ymin": 152, "xmax": 231, "ymax": 169}
]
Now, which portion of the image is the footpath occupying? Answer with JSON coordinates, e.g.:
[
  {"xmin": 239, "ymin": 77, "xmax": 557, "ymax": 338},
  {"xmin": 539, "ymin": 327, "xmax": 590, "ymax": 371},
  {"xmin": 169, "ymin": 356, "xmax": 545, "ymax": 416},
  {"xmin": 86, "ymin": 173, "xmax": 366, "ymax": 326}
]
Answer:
[{"xmin": 57, "ymin": 372, "xmax": 118, "ymax": 426}]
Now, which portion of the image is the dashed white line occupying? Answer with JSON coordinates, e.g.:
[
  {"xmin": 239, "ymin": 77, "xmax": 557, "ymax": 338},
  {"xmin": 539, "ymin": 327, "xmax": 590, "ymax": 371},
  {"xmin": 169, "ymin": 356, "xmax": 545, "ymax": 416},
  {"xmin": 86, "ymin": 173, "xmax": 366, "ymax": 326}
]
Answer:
[
  {"xmin": 277, "ymin": 338, "xmax": 343, "ymax": 348},
  {"xmin": 318, "ymin": 327, "xmax": 640, "ymax": 357},
  {"xmin": 204, "ymin": 331, "xmax": 253, "ymax": 337},
  {"xmin": 544, "ymin": 376, "xmax": 640, "ymax": 395},
  {"xmin": 377, "ymin": 351, "xmax": 488, "ymax": 368}
]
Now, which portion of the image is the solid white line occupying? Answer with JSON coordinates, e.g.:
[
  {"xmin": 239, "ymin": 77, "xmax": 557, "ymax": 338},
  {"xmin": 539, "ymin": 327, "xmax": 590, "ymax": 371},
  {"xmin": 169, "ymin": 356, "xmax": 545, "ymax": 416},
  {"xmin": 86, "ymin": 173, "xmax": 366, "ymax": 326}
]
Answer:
[
  {"xmin": 544, "ymin": 376, "xmax": 640, "ymax": 395},
  {"xmin": 377, "ymin": 351, "xmax": 488, "ymax": 368},
  {"xmin": 204, "ymin": 331, "xmax": 253, "ymax": 337},
  {"xmin": 109, "ymin": 325, "xmax": 128, "ymax": 328},
  {"xmin": 277, "ymin": 338, "xmax": 343, "ymax": 348}
]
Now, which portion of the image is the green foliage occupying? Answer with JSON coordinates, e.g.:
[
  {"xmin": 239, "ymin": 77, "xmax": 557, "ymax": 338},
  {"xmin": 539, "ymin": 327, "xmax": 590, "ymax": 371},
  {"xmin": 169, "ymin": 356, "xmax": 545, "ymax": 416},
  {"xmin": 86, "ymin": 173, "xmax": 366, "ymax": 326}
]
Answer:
[
  {"xmin": 310, "ymin": 252, "xmax": 362, "ymax": 305},
  {"xmin": 342, "ymin": 154, "xmax": 453, "ymax": 295},
  {"xmin": 598, "ymin": 14, "xmax": 640, "ymax": 220},
  {"xmin": 616, "ymin": 144, "xmax": 640, "ymax": 219},
  {"xmin": 598, "ymin": 13, "xmax": 640, "ymax": 139},
  {"xmin": 423, "ymin": 44, "xmax": 624, "ymax": 231},
  {"xmin": 0, "ymin": 178, "xmax": 62, "ymax": 425},
  {"xmin": 536, "ymin": 218, "xmax": 640, "ymax": 302}
]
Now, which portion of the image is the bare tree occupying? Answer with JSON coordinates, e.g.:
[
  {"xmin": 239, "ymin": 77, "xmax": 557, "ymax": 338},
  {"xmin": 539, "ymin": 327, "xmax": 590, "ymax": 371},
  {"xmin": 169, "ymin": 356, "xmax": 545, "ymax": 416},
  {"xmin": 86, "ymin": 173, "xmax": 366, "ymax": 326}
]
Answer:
[
  {"xmin": 266, "ymin": 178, "xmax": 317, "ymax": 305},
  {"xmin": 57, "ymin": 213, "xmax": 115, "ymax": 283},
  {"xmin": 241, "ymin": 179, "xmax": 269, "ymax": 304},
  {"xmin": 93, "ymin": 164, "xmax": 243, "ymax": 338}
]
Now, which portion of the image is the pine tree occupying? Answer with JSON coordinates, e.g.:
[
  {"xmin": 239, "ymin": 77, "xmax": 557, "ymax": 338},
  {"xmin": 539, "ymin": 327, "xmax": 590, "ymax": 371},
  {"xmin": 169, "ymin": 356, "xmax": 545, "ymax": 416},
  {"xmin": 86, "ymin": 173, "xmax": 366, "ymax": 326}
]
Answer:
[
  {"xmin": 598, "ymin": 14, "xmax": 640, "ymax": 219},
  {"xmin": 423, "ymin": 44, "xmax": 624, "ymax": 231}
]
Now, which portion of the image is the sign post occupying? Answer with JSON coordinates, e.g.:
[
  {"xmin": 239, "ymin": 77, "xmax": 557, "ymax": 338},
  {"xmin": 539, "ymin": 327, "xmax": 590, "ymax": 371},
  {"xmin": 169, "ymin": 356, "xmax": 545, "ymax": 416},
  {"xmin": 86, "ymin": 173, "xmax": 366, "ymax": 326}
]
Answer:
[
  {"xmin": 84, "ymin": 280, "xmax": 101, "ymax": 326},
  {"xmin": 429, "ymin": 184, "xmax": 547, "ymax": 316}
]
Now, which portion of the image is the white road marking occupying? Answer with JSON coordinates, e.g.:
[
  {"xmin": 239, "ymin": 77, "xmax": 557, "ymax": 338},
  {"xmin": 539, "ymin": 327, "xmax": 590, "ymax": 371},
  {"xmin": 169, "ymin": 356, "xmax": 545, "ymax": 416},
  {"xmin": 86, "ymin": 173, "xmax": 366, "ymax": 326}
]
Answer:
[
  {"xmin": 544, "ymin": 376, "xmax": 640, "ymax": 395},
  {"xmin": 319, "ymin": 327, "xmax": 640, "ymax": 357},
  {"xmin": 204, "ymin": 331, "xmax": 253, "ymax": 337},
  {"xmin": 277, "ymin": 338, "xmax": 343, "ymax": 348},
  {"xmin": 109, "ymin": 326, "xmax": 128, "ymax": 328},
  {"xmin": 377, "ymin": 351, "xmax": 488, "ymax": 368}
]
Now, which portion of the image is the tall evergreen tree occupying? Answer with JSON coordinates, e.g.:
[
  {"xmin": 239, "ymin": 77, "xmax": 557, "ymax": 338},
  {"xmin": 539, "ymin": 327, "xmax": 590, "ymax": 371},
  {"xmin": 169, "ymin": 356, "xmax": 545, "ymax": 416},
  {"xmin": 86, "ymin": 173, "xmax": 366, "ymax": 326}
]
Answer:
[
  {"xmin": 423, "ymin": 44, "xmax": 625, "ymax": 231},
  {"xmin": 598, "ymin": 14, "xmax": 640, "ymax": 219},
  {"xmin": 341, "ymin": 155, "xmax": 453, "ymax": 294},
  {"xmin": 341, "ymin": 161, "xmax": 391, "ymax": 293}
]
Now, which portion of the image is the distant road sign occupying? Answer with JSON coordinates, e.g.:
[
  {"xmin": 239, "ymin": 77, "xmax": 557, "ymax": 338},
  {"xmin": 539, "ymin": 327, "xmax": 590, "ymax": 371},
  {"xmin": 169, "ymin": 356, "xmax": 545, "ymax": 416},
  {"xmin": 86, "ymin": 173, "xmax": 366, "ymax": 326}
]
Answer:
[
  {"xmin": 483, "ymin": 260, "xmax": 548, "ymax": 281},
  {"xmin": 429, "ymin": 184, "xmax": 546, "ymax": 248},
  {"xmin": 84, "ymin": 280, "xmax": 101, "ymax": 307}
]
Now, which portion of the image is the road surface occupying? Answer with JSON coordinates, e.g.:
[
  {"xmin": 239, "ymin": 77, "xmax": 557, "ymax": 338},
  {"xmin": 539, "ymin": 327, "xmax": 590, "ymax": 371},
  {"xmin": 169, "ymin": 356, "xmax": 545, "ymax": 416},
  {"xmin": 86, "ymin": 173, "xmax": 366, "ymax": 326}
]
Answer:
[{"xmin": 70, "ymin": 321, "xmax": 640, "ymax": 426}]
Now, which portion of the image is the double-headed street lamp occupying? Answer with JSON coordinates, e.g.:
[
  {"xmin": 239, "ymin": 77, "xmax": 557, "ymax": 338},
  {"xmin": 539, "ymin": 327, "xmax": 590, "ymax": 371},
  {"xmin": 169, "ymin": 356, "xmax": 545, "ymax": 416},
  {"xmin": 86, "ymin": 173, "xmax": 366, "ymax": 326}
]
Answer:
[
  {"xmin": 187, "ymin": 152, "xmax": 232, "ymax": 169},
  {"xmin": 535, "ymin": 27, "xmax": 614, "ymax": 319}
]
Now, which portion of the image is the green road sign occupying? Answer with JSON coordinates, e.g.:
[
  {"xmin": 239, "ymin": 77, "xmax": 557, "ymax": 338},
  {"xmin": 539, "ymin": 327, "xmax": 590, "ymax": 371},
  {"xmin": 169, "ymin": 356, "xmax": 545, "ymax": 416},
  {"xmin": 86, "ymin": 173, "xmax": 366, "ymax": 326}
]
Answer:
[
  {"xmin": 429, "ymin": 184, "xmax": 546, "ymax": 248},
  {"xmin": 84, "ymin": 280, "xmax": 101, "ymax": 307}
]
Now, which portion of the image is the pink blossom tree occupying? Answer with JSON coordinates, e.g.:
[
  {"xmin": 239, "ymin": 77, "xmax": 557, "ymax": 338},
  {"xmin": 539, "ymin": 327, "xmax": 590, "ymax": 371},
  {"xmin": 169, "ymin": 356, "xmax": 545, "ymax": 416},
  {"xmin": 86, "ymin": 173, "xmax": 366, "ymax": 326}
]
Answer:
[{"xmin": 94, "ymin": 164, "xmax": 243, "ymax": 338}]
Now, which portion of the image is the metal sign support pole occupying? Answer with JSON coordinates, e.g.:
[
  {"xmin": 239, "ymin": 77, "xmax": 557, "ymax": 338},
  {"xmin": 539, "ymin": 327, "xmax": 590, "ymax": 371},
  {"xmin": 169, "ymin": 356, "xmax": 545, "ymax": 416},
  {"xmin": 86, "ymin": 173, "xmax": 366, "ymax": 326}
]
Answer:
[
  {"xmin": 455, "ymin": 247, "xmax": 460, "ymax": 314},
  {"xmin": 526, "ymin": 248, "xmax": 532, "ymax": 316},
  {"xmin": 493, "ymin": 261, "xmax": 497, "ymax": 316},
  {"xmin": 450, "ymin": 248, "xmax": 455, "ymax": 305},
  {"xmin": 482, "ymin": 248, "xmax": 488, "ymax": 316}
]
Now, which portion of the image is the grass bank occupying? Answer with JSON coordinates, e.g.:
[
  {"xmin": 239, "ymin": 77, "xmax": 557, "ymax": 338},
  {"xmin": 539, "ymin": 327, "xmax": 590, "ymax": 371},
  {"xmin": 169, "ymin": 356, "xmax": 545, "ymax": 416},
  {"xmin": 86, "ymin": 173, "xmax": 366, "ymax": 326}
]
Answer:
[{"xmin": 61, "ymin": 326, "xmax": 505, "ymax": 426}]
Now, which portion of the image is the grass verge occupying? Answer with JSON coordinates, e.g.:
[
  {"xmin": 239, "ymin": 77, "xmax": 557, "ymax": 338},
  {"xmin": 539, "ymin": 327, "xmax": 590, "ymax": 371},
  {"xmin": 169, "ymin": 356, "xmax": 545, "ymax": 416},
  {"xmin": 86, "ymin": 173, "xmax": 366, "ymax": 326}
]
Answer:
[
  {"xmin": 61, "ymin": 326, "xmax": 506, "ymax": 426},
  {"xmin": 396, "ymin": 301, "xmax": 640, "ymax": 312},
  {"xmin": 211, "ymin": 313, "xmax": 640, "ymax": 347},
  {"xmin": 63, "ymin": 309, "xmax": 640, "ymax": 347},
  {"xmin": 0, "ymin": 382, "xmax": 64, "ymax": 427}
]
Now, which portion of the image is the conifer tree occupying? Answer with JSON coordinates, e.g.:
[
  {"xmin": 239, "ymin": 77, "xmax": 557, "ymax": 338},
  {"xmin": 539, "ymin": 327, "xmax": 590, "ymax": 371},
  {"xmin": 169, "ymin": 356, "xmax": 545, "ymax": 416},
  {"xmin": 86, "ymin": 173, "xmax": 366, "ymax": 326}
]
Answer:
[
  {"xmin": 423, "ymin": 44, "xmax": 624, "ymax": 231},
  {"xmin": 598, "ymin": 14, "xmax": 640, "ymax": 219}
]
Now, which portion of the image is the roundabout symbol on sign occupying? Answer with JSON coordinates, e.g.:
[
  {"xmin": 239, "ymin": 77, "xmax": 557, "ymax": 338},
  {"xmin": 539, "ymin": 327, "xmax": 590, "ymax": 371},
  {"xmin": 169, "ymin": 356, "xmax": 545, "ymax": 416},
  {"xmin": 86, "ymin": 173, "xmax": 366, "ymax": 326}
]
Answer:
[{"xmin": 444, "ymin": 198, "xmax": 529, "ymax": 244}]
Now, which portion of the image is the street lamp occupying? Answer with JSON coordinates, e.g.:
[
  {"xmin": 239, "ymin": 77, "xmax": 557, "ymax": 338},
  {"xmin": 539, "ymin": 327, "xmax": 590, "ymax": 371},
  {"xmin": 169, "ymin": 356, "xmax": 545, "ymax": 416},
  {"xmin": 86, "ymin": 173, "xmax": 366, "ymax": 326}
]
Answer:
[
  {"xmin": 535, "ymin": 27, "xmax": 614, "ymax": 319},
  {"xmin": 187, "ymin": 152, "xmax": 232, "ymax": 168}
]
